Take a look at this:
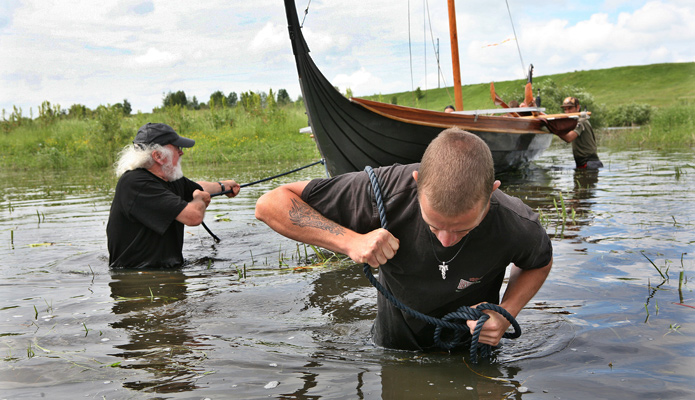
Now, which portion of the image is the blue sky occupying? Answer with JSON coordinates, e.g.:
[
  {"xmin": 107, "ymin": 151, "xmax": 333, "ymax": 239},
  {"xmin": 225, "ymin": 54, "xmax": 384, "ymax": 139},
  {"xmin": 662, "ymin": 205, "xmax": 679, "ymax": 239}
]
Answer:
[{"xmin": 1, "ymin": 0, "xmax": 693, "ymax": 115}]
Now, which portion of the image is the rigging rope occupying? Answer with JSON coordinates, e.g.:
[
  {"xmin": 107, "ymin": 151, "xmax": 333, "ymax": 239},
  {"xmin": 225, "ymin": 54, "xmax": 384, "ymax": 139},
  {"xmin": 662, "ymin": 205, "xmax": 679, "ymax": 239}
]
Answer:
[
  {"xmin": 505, "ymin": 0, "xmax": 526, "ymax": 79},
  {"xmin": 363, "ymin": 166, "xmax": 521, "ymax": 363},
  {"xmin": 408, "ymin": 0, "xmax": 416, "ymax": 105},
  {"xmin": 406, "ymin": 0, "xmax": 527, "ymax": 105},
  {"xmin": 424, "ymin": 0, "xmax": 454, "ymax": 105},
  {"xmin": 201, "ymin": 159, "xmax": 326, "ymax": 242},
  {"xmin": 300, "ymin": 0, "xmax": 311, "ymax": 27}
]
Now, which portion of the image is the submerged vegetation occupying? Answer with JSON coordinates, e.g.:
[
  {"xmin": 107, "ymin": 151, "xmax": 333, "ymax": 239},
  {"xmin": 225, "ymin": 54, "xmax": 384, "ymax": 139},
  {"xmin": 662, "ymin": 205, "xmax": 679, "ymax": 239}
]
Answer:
[{"xmin": 1, "ymin": 63, "xmax": 693, "ymax": 171}]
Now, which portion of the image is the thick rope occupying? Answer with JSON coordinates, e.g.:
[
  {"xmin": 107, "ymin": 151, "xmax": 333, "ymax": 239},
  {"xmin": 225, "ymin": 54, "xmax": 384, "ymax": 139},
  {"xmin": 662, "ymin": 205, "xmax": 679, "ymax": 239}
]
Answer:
[
  {"xmin": 202, "ymin": 159, "xmax": 325, "ymax": 242},
  {"xmin": 211, "ymin": 159, "xmax": 325, "ymax": 197},
  {"xmin": 363, "ymin": 166, "xmax": 521, "ymax": 363}
]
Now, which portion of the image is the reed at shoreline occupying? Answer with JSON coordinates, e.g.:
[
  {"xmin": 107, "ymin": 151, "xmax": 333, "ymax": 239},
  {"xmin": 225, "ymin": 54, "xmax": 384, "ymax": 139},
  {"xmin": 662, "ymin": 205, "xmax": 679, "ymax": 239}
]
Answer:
[
  {"xmin": 0, "ymin": 104, "xmax": 318, "ymax": 171},
  {"xmin": 0, "ymin": 101, "xmax": 691, "ymax": 172}
]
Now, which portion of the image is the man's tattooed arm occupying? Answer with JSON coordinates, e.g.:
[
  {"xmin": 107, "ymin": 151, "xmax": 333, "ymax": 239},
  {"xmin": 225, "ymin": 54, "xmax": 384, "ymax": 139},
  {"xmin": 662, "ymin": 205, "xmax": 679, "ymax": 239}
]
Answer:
[{"xmin": 289, "ymin": 198, "xmax": 345, "ymax": 236}]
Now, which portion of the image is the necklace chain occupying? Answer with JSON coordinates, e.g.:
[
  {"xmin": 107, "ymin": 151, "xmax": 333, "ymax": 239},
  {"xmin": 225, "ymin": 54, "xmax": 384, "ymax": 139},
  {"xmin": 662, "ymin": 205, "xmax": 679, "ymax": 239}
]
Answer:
[{"xmin": 429, "ymin": 232, "xmax": 469, "ymax": 279}]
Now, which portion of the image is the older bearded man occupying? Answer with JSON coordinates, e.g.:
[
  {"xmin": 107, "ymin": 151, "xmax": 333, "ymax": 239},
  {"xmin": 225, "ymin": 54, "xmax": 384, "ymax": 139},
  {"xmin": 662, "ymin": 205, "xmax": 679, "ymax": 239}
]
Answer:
[{"xmin": 107, "ymin": 123, "xmax": 240, "ymax": 269}]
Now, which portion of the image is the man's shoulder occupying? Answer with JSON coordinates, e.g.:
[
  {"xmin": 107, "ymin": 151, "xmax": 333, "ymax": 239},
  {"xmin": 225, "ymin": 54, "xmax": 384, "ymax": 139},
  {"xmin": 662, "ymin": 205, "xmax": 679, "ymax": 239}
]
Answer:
[
  {"xmin": 119, "ymin": 168, "xmax": 156, "ymax": 183},
  {"xmin": 491, "ymin": 190, "xmax": 538, "ymax": 222},
  {"xmin": 375, "ymin": 163, "xmax": 418, "ymax": 184},
  {"xmin": 376, "ymin": 163, "xmax": 419, "ymax": 175},
  {"xmin": 308, "ymin": 163, "xmax": 418, "ymax": 190},
  {"xmin": 575, "ymin": 117, "xmax": 592, "ymax": 134}
]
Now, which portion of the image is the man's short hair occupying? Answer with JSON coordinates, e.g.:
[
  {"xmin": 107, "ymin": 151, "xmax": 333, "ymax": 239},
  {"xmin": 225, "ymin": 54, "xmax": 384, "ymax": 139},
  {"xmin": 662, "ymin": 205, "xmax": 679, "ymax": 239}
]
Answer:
[{"xmin": 417, "ymin": 128, "xmax": 494, "ymax": 215}]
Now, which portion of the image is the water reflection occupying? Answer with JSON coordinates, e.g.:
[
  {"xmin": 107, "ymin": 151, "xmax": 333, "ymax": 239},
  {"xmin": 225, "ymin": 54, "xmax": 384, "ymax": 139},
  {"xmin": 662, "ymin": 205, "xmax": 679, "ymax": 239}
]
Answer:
[
  {"xmin": 498, "ymin": 164, "xmax": 601, "ymax": 241},
  {"xmin": 305, "ymin": 263, "xmax": 376, "ymax": 324},
  {"xmin": 108, "ymin": 270, "xmax": 208, "ymax": 393},
  {"xmin": 378, "ymin": 358, "xmax": 523, "ymax": 399}
]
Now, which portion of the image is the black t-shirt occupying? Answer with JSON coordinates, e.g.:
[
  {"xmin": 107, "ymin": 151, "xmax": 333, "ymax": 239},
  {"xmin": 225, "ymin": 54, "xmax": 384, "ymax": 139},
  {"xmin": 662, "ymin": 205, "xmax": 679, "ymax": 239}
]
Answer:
[
  {"xmin": 107, "ymin": 169, "xmax": 202, "ymax": 269},
  {"xmin": 302, "ymin": 163, "xmax": 552, "ymax": 350}
]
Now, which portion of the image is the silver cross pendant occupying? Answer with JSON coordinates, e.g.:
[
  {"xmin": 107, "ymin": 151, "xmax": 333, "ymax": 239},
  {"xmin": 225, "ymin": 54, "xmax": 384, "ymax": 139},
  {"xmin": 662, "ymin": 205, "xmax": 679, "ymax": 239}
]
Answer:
[{"xmin": 438, "ymin": 262, "xmax": 448, "ymax": 279}]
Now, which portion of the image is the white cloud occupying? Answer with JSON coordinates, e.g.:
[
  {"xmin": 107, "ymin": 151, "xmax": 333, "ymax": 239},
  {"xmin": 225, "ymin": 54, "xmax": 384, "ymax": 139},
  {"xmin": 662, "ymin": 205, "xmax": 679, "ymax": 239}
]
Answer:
[
  {"xmin": 333, "ymin": 68, "xmax": 382, "ymax": 95},
  {"xmin": 1, "ymin": 0, "xmax": 694, "ymax": 114},
  {"xmin": 250, "ymin": 22, "xmax": 286, "ymax": 53},
  {"xmin": 133, "ymin": 48, "xmax": 182, "ymax": 68}
]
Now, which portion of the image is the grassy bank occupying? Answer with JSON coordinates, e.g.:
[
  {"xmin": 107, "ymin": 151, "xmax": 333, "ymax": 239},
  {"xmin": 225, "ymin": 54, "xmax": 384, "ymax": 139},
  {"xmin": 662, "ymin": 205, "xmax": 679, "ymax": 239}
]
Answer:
[
  {"xmin": 600, "ymin": 103, "xmax": 695, "ymax": 148},
  {"xmin": 365, "ymin": 62, "xmax": 695, "ymax": 149},
  {"xmin": 367, "ymin": 62, "xmax": 695, "ymax": 111},
  {"xmin": 0, "ymin": 105, "xmax": 318, "ymax": 171}
]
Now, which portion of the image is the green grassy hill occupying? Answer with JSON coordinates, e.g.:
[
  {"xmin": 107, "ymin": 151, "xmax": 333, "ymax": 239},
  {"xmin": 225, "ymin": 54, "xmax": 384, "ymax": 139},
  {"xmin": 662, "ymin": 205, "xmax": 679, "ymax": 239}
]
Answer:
[{"xmin": 365, "ymin": 62, "xmax": 695, "ymax": 111}]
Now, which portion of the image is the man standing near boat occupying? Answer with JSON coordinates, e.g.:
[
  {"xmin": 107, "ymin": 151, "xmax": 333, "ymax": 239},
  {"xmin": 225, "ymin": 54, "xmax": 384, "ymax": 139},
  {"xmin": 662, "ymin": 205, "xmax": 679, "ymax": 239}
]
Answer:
[
  {"xmin": 255, "ymin": 128, "xmax": 553, "ymax": 351},
  {"xmin": 107, "ymin": 123, "xmax": 240, "ymax": 269},
  {"xmin": 554, "ymin": 96, "xmax": 604, "ymax": 169}
]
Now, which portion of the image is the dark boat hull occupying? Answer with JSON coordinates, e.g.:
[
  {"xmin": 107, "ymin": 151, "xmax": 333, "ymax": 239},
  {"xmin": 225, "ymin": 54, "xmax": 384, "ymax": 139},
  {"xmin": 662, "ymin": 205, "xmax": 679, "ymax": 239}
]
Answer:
[{"xmin": 284, "ymin": 0, "xmax": 567, "ymax": 176}]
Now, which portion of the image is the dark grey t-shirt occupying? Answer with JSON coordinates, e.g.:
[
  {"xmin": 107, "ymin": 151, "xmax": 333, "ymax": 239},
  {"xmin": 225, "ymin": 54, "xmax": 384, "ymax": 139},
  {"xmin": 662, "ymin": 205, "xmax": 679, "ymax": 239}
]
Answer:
[
  {"xmin": 572, "ymin": 117, "xmax": 600, "ymax": 165},
  {"xmin": 302, "ymin": 163, "xmax": 552, "ymax": 350}
]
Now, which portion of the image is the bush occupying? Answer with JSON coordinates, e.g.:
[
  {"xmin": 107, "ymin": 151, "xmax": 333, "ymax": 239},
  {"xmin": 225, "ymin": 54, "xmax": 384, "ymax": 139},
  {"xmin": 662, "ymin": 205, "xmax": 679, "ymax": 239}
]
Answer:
[
  {"xmin": 500, "ymin": 79, "xmax": 606, "ymax": 128},
  {"xmin": 87, "ymin": 105, "xmax": 131, "ymax": 168},
  {"xmin": 603, "ymin": 103, "xmax": 652, "ymax": 127}
]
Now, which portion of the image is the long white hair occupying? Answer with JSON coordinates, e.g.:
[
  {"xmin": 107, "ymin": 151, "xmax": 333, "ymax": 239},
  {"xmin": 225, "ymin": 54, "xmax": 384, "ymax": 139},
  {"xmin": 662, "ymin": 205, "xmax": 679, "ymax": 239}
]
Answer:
[{"xmin": 114, "ymin": 143, "xmax": 173, "ymax": 177}]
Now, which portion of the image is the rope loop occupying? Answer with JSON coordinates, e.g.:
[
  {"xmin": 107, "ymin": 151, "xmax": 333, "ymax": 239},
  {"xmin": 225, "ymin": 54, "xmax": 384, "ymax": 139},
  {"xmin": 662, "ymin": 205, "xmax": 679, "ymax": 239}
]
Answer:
[
  {"xmin": 362, "ymin": 165, "xmax": 521, "ymax": 363},
  {"xmin": 433, "ymin": 303, "xmax": 521, "ymax": 363}
]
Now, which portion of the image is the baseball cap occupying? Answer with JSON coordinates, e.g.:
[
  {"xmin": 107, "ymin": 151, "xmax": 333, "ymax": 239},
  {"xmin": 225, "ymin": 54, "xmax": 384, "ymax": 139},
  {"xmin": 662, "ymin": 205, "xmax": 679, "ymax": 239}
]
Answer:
[
  {"xmin": 561, "ymin": 97, "xmax": 579, "ymax": 108},
  {"xmin": 133, "ymin": 123, "xmax": 195, "ymax": 148}
]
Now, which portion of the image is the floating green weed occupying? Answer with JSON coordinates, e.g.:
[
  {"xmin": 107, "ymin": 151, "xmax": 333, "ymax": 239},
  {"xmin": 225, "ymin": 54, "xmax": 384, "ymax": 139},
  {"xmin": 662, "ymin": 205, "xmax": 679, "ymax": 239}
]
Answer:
[
  {"xmin": 642, "ymin": 251, "xmax": 666, "ymax": 280},
  {"xmin": 665, "ymin": 324, "xmax": 682, "ymax": 336},
  {"xmin": 643, "ymin": 252, "xmax": 692, "ymax": 323},
  {"xmin": 36, "ymin": 210, "xmax": 45, "ymax": 224}
]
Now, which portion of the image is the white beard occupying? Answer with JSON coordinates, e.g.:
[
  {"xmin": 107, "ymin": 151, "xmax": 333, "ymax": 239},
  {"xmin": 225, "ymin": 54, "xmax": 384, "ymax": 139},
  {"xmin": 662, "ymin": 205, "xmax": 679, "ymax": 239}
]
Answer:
[{"xmin": 162, "ymin": 159, "xmax": 184, "ymax": 181}]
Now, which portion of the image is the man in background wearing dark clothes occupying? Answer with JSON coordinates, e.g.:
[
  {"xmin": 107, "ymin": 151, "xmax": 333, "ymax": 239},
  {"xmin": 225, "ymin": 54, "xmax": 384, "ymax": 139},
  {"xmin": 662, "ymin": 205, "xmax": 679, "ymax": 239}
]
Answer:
[{"xmin": 554, "ymin": 96, "xmax": 604, "ymax": 169}]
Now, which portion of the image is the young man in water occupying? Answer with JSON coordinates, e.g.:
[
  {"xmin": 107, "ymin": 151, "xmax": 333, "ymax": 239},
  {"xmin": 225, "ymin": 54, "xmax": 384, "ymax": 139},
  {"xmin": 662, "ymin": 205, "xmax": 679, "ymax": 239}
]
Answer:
[
  {"xmin": 554, "ymin": 96, "xmax": 604, "ymax": 169},
  {"xmin": 107, "ymin": 123, "xmax": 240, "ymax": 269},
  {"xmin": 255, "ymin": 128, "xmax": 553, "ymax": 351}
]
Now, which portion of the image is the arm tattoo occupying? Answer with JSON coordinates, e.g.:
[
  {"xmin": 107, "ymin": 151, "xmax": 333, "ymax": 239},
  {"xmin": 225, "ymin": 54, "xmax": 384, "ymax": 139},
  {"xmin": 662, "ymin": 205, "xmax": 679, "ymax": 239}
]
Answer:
[{"xmin": 289, "ymin": 198, "xmax": 345, "ymax": 236}]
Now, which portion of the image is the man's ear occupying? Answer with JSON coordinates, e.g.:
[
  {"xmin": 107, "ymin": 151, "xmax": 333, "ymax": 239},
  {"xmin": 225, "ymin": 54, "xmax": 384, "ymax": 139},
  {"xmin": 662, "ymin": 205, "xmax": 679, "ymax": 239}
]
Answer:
[{"xmin": 152, "ymin": 150, "xmax": 164, "ymax": 165}]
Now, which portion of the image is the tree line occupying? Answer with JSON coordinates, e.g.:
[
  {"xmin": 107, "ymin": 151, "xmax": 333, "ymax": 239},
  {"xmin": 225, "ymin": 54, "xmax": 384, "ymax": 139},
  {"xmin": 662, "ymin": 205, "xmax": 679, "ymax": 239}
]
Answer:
[
  {"xmin": 160, "ymin": 88, "xmax": 295, "ymax": 111},
  {"xmin": 1, "ymin": 88, "xmax": 300, "ymax": 133}
]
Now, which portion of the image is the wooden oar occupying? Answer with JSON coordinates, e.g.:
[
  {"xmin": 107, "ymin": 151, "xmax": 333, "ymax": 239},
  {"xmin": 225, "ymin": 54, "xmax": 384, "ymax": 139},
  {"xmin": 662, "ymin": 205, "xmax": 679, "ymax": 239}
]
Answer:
[{"xmin": 490, "ymin": 82, "xmax": 520, "ymax": 117}]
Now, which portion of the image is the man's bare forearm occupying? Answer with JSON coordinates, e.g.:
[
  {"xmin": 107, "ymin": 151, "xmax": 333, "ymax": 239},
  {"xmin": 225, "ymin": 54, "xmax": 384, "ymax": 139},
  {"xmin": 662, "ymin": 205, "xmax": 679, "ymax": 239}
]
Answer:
[
  {"xmin": 500, "ymin": 259, "xmax": 553, "ymax": 317},
  {"xmin": 288, "ymin": 198, "xmax": 346, "ymax": 236},
  {"xmin": 255, "ymin": 182, "xmax": 358, "ymax": 255}
]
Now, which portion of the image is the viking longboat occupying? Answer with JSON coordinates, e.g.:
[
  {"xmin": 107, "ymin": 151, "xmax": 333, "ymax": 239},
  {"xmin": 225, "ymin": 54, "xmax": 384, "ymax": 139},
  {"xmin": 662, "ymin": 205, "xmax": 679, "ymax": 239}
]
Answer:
[{"xmin": 284, "ymin": 0, "xmax": 581, "ymax": 176}]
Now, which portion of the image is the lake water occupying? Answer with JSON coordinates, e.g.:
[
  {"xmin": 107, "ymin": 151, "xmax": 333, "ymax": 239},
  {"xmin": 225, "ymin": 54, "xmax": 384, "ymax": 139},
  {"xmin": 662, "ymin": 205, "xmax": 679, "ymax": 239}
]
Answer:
[{"xmin": 1, "ymin": 144, "xmax": 694, "ymax": 399}]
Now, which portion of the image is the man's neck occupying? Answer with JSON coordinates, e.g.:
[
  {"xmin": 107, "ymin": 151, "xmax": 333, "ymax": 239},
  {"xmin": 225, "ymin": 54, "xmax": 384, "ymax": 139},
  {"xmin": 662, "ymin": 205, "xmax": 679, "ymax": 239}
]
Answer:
[{"xmin": 147, "ymin": 165, "xmax": 168, "ymax": 181}]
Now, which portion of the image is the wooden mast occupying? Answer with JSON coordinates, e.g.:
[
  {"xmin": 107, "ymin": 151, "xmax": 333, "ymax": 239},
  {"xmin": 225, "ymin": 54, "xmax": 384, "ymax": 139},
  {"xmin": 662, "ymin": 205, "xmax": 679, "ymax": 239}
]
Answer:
[{"xmin": 447, "ymin": 0, "xmax": 463, "ymax": 111}]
